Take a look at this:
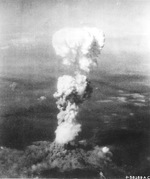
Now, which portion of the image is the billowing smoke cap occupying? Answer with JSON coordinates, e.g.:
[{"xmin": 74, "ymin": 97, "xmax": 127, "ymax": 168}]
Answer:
[
  {"xmin": 52, "ymin": 27, "xmax": 105, "ymax": 72},
  {"xmin": 84, "ymin": 27, "xmax": 105, "ymax": 50},
  {"xmin": 53, "ymin": 74, "xmax": 92, "ymax": 103}
]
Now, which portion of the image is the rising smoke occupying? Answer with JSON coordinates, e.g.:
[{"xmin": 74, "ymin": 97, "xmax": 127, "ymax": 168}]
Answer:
[{"xmin": 52, "ymin": 27, "xmax": 105, "ymax": 144}]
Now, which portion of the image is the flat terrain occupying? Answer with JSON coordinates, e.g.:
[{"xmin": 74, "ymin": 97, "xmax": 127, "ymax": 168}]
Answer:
[
  {"xmin": 0, "ymin": 72, "xmax": 149, "ymax": 177},
  {"xmin": 0, "ymin": 40, "xmax": 150, "ymax": 176}
]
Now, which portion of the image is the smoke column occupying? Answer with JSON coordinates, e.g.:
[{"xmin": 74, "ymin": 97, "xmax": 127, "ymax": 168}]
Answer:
[{"xmin": 52, "ymin": 27, "xmax": 105, "ymax": 144}]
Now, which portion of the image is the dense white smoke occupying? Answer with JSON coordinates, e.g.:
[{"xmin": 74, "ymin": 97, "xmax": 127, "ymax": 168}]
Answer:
[
  {"xmin": 52, "ymin": 27, "xmax": 105, "ymax": 144},
  {"xmin": 52, "ymin": 27, "xmax": 105, "ymax": 72},
  {"xmin": 53, "ymin": 74, "xmax": 92, "ymax": 144}
]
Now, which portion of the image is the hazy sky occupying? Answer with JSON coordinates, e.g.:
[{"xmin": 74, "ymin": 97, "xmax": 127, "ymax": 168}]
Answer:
[
  {"xmin": 0, "ymin": 0, "xmax": 149, "ymax": 36},
  {"xmin": 0, "ymin": 0, "xmax": 150, "ymax": 76}
]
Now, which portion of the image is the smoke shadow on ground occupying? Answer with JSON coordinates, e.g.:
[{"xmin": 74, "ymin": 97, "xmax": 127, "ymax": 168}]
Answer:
[
  {"xmin": 0, "ymin": 76, "xmax": 58, "ymax": 149},
  {"xmin": 0, "ymin": 74, "xmax": 150, "ymax": 177},
  {"xmin": 1, "ymin": 119, "xmax": 54, "ymax": 150},
  {"xmin": 0, "ymin": 114, "xmax": 56, "ymax": 149},
  {"xmin": 91, "ymin": 128, "xmax": 150, "ymax": 175},
  {"xmin": 0, "ymin": 102, "xmax": 57, "ymax": 149}
]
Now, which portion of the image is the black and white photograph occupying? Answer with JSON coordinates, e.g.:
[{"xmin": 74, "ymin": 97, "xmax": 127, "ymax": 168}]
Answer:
[{"xmin": 0, "ymin": 0, "xmax": 150, "ymax": 178}]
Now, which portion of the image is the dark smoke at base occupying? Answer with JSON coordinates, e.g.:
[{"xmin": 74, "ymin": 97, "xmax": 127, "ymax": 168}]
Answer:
[{"xmin": 0, "ymin": 140, "xmax": 127, "ymax": 178}]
